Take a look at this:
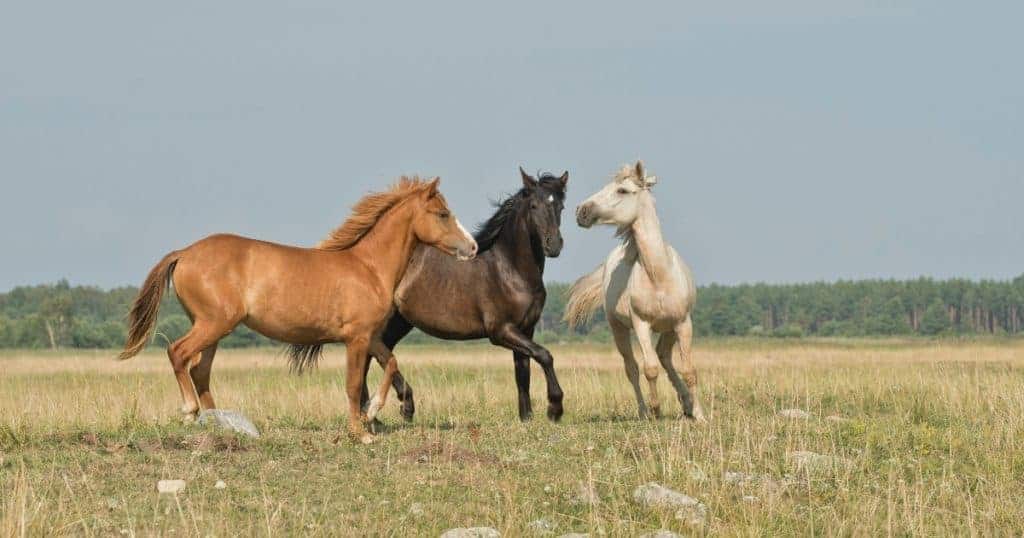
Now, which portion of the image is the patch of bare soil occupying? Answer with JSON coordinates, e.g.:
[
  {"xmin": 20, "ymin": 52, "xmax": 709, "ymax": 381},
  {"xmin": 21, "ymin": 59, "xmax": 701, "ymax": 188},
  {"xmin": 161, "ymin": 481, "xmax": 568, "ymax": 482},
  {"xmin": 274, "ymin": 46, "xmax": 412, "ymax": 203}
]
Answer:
[{"xmin": 400, "ymin": 440, "xmax": 498, "ymax": 466}]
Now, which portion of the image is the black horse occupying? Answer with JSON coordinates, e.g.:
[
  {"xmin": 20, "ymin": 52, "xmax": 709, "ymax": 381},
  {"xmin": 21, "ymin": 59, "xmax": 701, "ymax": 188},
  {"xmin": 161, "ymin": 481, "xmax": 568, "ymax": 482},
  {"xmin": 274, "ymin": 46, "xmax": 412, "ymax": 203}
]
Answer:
[{"xmin": 361, "ymin": 168, "xmax": 568, "ymax": 421}]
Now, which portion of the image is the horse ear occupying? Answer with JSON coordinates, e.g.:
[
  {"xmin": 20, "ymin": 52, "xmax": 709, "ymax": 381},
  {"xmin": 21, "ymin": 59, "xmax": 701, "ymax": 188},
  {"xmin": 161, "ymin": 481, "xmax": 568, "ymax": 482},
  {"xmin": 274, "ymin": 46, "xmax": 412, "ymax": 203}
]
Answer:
[
  {"xmin": 558, "ymin": 171, "xmax": 569, "ymax": 191},
  {"xmin": 519, "ymin": 166, "xmax": 538, "ymax": 189},
  {"xmin": 634, "ymin": 160, "xmax": 645, "ymax": 182},
  {"xmin": 426, "ymin": 177, "xmax": 441, "ymax": 197},
  {"xmin": 644, "ymin": 175, "xmax": 658, "ymax": 188}
]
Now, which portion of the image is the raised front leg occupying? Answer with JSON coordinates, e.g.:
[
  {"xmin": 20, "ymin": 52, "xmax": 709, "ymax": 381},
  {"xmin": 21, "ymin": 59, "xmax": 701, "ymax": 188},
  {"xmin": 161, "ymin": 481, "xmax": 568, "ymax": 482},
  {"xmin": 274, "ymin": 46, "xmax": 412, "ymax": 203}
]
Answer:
[
  {"xmin": 513, "ymin": 351, "xmax": 533, "ymax": 421},
  {"xmin": 492, "ymin": 325, "xmax": 564, "ymax": 421},
  {"xmin": 630, "ymin": 317, "xmax": 663, "ymax": 419},
  {"xmin": 360, "ymin": 314, "xmax": 416, "ymax": 423},
  {"xmin": 609, "ymin": 317, "xmax": 648, "ymax": 419},
  {"xmin": 365, "ymin": 339, "xmax": 401, "ymax": 423}
]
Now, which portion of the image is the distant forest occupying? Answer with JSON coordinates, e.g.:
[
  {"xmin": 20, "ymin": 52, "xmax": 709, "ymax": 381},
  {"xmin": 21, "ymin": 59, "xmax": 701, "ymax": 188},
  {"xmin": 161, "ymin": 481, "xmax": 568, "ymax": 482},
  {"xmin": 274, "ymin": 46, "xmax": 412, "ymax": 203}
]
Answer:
[{"xmin": 1, "ymin": 275, "xmax": 1023, "ymax": 349}]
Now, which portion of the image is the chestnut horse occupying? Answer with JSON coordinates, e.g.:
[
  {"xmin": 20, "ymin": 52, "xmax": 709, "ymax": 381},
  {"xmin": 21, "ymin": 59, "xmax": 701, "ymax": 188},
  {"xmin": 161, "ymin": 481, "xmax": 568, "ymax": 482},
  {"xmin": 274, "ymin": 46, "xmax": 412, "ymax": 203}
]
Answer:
[{"xmin": 118, "ymin": 177, "xmax": 477, "ymax": 443}]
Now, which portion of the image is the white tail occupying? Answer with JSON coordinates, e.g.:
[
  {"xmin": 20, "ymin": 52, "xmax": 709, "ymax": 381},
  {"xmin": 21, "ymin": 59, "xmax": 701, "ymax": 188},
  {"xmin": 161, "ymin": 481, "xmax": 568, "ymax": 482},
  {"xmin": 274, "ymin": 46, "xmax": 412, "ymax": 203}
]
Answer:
[{"xmin": 564, "ymin": 264, "xmax": 605, "ymax": 329}]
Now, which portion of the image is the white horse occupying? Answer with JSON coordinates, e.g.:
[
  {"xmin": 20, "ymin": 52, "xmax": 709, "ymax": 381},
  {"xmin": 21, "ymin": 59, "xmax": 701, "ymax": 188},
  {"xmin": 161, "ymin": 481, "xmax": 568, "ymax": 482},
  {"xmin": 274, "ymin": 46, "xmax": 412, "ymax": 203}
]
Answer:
[{"xmin": 565, "ymin": 161, "xmax": 705, "ymax": 422}]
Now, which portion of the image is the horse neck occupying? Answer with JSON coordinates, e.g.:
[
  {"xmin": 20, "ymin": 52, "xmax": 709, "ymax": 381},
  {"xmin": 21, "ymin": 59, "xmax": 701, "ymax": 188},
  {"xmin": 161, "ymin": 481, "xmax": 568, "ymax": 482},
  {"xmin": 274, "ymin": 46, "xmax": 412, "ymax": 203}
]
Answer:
[
  {"xmin": 627, "ymin": 193, "xmax": 673, "ymax": 285},
  {"xmin": 346, "ymin": 200, "xmax": 419, "ymax": 292},
  {"xmin": 495, "ymin": 206, "xmax": 545, "ymax": 282}
]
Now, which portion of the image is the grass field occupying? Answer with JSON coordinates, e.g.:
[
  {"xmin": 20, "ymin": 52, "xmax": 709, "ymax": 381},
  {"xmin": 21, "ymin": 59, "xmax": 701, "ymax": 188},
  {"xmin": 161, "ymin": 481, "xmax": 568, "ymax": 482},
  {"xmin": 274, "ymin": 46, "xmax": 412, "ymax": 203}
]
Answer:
[{"xmin": 2, "ymin": 339, "xmax": 1023, "ymax": 536}]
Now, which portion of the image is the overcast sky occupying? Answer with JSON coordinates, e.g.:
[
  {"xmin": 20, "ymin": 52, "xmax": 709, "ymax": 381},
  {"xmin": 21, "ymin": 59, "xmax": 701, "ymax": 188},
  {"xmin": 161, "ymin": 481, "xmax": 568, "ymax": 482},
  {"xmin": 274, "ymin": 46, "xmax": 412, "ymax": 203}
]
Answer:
[{"xmin": 1, "ymin": 1, "xmax": 1021, "ymax": 291}]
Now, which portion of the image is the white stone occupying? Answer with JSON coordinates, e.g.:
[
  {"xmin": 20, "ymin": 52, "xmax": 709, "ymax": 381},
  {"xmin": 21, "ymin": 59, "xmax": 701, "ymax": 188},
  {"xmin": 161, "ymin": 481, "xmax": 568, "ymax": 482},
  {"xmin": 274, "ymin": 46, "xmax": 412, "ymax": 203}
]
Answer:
[
  {"xmin": 157, "ymin": 480, "xmax": 186, "ymax": 494},
  {"xmin": 214, "ymin": 480, "xmax": 227, "ymax": 489},
  {"xmin": 197, "ymin": 409, "xmax": 260, "ymax": 438},
  {"xmin": 633, "ymin": 483, "xmax": 706, "ymax": 525},
  {"xmin": 789, "ymin": 450, "xmax": 843, "ymax": 471},
  {"xmin": 778, "ymin": 408, "xmax": 812, "ymax": 420}
]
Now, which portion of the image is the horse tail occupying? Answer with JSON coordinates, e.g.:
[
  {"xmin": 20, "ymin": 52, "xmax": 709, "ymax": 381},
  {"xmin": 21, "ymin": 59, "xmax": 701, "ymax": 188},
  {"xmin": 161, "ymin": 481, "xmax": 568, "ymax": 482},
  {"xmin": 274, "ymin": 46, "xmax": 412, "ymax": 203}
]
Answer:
[
  {"xmin": 286, "ymin": 344, "xmax": 324, "ymax": 373},
  {"xmin": 118, "ymin": 251, "xmax": 180, "ymax": 360},
  {"xmin": 565, "ymin": 263, "xmax": 605, "ymax": 329}
]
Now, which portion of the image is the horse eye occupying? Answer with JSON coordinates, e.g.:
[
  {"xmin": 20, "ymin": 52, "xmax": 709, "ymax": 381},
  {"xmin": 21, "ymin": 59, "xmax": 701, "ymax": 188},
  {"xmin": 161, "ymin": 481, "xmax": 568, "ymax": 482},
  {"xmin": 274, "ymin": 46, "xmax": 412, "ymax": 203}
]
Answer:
[
  {"xmin": 438, "ymin": 211, "xmax": 450, "ymax": 219},
  {"xmin": 617, "ymin": 188, "xmax": 629, "ymax": 195}
]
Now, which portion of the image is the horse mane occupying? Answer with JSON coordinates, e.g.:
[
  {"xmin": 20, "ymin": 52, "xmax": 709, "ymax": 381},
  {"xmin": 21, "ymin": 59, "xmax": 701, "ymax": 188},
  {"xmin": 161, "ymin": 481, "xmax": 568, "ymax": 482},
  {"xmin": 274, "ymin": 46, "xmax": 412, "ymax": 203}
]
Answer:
[
  {"xmin": 614, "ymin": 164, "xmax": 641, "ymax": 183},
  {"xmin": 316, "ymin": 176, "xmax": 432, "ymax": 251},
  {"xmin": 473, "ymin": 172, "xmax": 564, "ymax": 253}
]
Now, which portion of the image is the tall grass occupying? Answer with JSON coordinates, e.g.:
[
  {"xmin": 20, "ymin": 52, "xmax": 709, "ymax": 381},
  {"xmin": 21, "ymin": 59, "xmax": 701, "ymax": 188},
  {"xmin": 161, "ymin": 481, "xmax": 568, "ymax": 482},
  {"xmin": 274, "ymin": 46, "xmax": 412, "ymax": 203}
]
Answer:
[{"xmin": 1, "ymin": 340, "xmax": 1023, "ymax": 535}]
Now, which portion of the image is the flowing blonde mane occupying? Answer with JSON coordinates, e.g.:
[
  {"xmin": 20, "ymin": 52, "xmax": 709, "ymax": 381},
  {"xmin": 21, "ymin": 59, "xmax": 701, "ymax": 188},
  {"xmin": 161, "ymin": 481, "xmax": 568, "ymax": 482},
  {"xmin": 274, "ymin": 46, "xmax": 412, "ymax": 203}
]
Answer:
[
  {"xmin": 614, "ymin": 164, "xmax": 641, "ymax": 183},
  {"xmin": 316, "ymin": 176, "xmax": 432, "ymax": 251}
]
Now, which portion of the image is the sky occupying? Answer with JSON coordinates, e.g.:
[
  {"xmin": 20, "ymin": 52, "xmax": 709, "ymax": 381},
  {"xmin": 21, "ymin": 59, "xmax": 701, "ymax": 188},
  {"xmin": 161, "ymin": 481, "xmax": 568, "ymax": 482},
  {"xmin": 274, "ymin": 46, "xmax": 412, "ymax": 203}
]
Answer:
[{"xmin": 1, "ymin": 1, "xmax": 1021, "ymax": 291}]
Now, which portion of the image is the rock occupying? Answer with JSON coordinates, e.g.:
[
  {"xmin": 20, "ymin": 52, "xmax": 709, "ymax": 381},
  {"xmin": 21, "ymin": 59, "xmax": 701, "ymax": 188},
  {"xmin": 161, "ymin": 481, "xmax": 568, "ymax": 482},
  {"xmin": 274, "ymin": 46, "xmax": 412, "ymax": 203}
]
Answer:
[
  {"xmin": 214, "ymin": 480, "xmax": 227, "ymax": 489},
  {"xmin": 157, "ymin": 480, "xmax": 186, "ymax": 494},
  {"xmin": 568, "ymin": 481, "xmax": 600, "ymax": 506},
  {"xmin": 527, "ymin": 518, "xmax": 557, "ymax": 534},
  {"xmin": 778, "ymin": 408, "xmax": 811, "ymax": 420},
  {"xmin": 788, "ymin": 450, "xmax": 842, "ymax": 471},
  {"xmin": 639, "ymin": 531, "xmax": 683, "ymax": 538},
  {"xmin": 441, "ymin": 524, "xmax": 502, "ymax": 538},
  {"xmin": 742, "ymin": 495, "xmax": 758, "ymax": 503},
  {"xmin": 409, "ymin": 502, "xmax": 425, "ymax": 517},
  {"xmin": 197, "ymin": 409, "xmax": 260, "ymax": 438},
  {"xmin": 633, "ymin": 483, "xmax": 706, "ymax": 525}
]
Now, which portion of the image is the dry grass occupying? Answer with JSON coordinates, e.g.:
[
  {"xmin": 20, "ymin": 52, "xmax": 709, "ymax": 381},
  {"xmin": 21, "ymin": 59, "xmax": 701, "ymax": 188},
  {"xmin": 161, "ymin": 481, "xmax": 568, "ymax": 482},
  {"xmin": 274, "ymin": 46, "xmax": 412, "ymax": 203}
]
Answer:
[{"xmin": 2, "ymin": 339, "xmax": 1024, "ymax": 536}]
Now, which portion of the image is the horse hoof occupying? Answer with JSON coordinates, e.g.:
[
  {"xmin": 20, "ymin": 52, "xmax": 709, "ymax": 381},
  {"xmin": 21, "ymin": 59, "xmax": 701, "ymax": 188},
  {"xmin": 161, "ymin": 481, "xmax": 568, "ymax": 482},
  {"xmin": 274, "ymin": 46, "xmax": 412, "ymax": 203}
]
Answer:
[
  {"xmin": 400, "ymin": 401, "xmax": 415, "ymax": 422},
  {"xmin": 369, "ymin": 419, "xmax": 384, "ymax": 434},
  {"xmin": 359, "ymin": 433, "xmax": 376, "ymax": 445},
  {"xmin": 546, "ymin": 406, "xmax": 563, "ymax": 423}
]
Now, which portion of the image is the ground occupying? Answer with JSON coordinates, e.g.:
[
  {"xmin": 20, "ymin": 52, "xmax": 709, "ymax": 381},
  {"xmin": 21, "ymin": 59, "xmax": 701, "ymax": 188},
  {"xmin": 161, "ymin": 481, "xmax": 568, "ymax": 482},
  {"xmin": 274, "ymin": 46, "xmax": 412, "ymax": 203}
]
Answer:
[{"xmin": 2, "ymin": 339, "xmax": 1023, "ymax": 536}]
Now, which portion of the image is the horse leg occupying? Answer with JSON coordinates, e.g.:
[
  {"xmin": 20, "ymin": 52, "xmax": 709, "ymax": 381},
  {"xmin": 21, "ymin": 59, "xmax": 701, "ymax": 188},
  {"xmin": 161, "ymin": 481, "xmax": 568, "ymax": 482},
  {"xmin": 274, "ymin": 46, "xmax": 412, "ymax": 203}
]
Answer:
[
  {"xmin": 492, "ymin": 325, "xmax": 563, "ymax": 422},
  {"xmin": 345, "ymin": 336, "xmax": 374, "ymax": 444},
  {"xmin": 189, "ymin": 343, "xmax": 219, "ymax": 410},
  {"xmin": 167, "ymin": 321, "xmax": 227, "ymax": 421},
  {"xmin": 365, "ymin": 339, "xmax": 400, "ymax": 423},
  {"xmin": 360, "ymin": 311, "xmax": 415, "ymax": 422},
  {"xmin": 631, "ymin": 317, "xmax": 662, "ymax": 419},
  {"xmin": 381, "ymin": 314, "xmax": 415, "ymax": 421},
  {"xmin": 655, "ymin": 331, "xmax": 694, "ymax": 419},
  {"xmin": 513, "ymin": 351, "xmax": 532, "ymax": 421},
  {"xmin": 675, "ymin": 316, "xmax": 706, "ymax": 422},
  {"xmin": 610, "ymin": 318, "xmax": 648, "ymax": 419}
]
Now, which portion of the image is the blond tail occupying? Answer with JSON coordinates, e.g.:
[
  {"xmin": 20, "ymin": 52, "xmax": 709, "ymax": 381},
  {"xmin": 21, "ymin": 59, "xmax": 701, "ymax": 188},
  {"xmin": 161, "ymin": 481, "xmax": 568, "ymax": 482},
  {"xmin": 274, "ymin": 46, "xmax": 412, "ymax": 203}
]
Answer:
[
  {"xmin": 564, "ymin": 264, "xmax": 605, "ymax": 329},
  {"xmin": 118, "ymin": 251, "xmax": 179, "ymax": 360}
]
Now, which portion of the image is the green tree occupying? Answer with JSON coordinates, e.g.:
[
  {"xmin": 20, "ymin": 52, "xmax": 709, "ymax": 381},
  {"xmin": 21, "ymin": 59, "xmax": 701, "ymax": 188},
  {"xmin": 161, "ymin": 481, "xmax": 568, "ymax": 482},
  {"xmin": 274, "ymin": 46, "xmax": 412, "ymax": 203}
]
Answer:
[{"xmin": 919, "ymin": 298, "xmax": 952, "ymax": 335}]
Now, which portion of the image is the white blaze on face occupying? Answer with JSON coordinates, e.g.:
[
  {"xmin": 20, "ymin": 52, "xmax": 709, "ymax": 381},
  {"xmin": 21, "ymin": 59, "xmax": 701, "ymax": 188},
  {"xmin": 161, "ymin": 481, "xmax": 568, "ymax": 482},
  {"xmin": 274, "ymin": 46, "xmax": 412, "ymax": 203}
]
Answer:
[
  {"xmin": 548, "ymin": 194, "xmax": 554, "ymax": 203},
  {"xmin": 454, "ymin": 217, "xmax": 477, "ymax": 260}
]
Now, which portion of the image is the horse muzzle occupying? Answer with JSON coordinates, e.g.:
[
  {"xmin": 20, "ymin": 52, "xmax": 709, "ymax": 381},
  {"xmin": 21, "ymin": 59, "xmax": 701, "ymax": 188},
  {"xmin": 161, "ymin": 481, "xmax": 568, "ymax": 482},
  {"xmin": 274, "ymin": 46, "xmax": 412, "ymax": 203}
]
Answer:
[
  {"xmin": 543, "ymin": 235, "xmax": 564, "ymax": 258},
  {"xmin": 576, "ymin": 203, "xmax": 597, "ymax": 228},
  {"xmin": 456, "ymin": 240, "xmax": 478, "ymax": 261}
]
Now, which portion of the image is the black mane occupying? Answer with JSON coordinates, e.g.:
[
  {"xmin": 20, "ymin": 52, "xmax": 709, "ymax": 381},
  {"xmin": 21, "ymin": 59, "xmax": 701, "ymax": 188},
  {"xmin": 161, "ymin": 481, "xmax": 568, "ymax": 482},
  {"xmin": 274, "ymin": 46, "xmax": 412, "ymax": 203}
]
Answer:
[{"xmin": 473, "ymin": 172, "xmax": 564, "ymax": 253}]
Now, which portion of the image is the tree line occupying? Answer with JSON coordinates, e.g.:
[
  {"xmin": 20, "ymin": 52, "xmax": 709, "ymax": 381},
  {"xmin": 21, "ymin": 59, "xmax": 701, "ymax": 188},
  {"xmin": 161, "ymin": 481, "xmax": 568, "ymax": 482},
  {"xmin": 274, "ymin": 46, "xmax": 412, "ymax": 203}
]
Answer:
[{"xmin": 2, "ymin": 275, "xmax": 1023, "ymax": 349}]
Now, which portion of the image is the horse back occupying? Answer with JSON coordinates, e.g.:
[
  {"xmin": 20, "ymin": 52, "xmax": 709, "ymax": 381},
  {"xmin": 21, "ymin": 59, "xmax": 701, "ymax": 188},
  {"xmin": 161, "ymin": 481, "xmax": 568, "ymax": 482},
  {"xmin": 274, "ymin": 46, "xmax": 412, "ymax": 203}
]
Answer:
[{"xmin": 395, "ymin": 244, "xmax": 545, "ymax": 339}]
